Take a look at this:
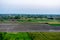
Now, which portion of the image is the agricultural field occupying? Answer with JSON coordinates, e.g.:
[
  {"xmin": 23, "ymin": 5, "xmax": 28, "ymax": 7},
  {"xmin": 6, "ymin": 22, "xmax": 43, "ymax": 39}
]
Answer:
[
  {"xmin": 48, "ymin": 21, "xmax": 60, "ymax": 26},
  {"xmin": 17, "ymin": 19, "xmax": 60, "ymax": 26},
  {"xmin": 0, "ymin": 18, "xmax": 60, "ymax": 26},
  {"xmin": 29, "ymin": 32, "xmax": 60, "ymax": 40},
  {"xmin": 0, "ymin": 14, "xmax": 60, "ymax": 26},
  {"xmin": 0, "ymin": 32, "xmax": 31, "ymax": 40},
  {"xmin": 0, "ymin": 32, "xmax": 60, "ymax": 40},
  {"xmin": 49, "ymin": 24, "xmax": 60, "ymax": 26}
]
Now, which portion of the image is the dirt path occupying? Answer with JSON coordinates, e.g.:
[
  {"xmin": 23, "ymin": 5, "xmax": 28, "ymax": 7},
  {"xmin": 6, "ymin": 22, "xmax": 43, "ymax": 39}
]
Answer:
[{"xmin": 0, "ymin": 23, "xmax": 60, "ymax": 32}]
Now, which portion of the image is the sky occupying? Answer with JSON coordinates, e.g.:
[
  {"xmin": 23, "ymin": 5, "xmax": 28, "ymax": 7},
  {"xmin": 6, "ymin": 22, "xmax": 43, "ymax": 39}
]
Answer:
[{"xmin": 0, "ymin": 0, "xmax": 60, "ymax": 14}]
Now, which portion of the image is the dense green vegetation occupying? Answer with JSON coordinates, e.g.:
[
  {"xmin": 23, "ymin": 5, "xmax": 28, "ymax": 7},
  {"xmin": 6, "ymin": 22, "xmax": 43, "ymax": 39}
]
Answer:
[
  {"xmin": 0, "ymin": 32, "xmax": 60, "ymax": 40},
  {"xmin": 49, "ymin": 24, "xmax": 60, "ymax": 26},
  {"xmin": 0, "ymin": 32, "xmax": 31, "ymax": 40},
  {"xmin": 29, "ymin": 32, "xmax": 60, "ymax": 40}
]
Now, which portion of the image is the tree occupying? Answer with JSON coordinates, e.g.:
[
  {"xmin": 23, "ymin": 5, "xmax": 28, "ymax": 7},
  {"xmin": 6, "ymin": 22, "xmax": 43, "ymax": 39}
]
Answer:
[{"xmin": 14, "ymin": 15, "xmax": 20, "ymax": 19}]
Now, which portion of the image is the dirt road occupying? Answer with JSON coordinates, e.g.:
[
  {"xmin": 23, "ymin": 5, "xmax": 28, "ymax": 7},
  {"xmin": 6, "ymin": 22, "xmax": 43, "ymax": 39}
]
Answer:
[{"xmin": 0, "ymin": 23, "xmax": 60, "ymax": 32}]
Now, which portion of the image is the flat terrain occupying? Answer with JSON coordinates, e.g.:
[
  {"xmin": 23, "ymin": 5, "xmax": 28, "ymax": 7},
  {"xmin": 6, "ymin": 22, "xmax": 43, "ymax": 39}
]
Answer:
[
  {"xmin": 0, "ymin": 23, "xmax": 60, "ymax": 32},
  {"xmin": 1, "ymin": 32, "xmax": 60, "ymax": 40}
]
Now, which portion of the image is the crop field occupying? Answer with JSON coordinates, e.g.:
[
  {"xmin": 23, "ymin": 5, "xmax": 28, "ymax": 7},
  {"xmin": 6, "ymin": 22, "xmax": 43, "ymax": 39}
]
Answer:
[
  {"xmin": 29, "ymin": 32, "xmax": 60, "ymax": 40},
  {"xmin": 0, "ymin": 32, "xmax": 60, "ymax": 40},
  {"xmin": 17, "ymin": 19, "xmax": 60, "ymax": 25},
  {"xmin": 17, "ymin": 19, "xmax": 60, "ymax": 26},
  {"xmin": 1, "ymin": 32, "xmax": 31, "ymax": 40},
  {"xmin": 0, "ymin": 16, "xmax": 60, "ymax": 26},
  {"xmin": 49, "ymin": 24, "xmax": 60, "ymax": 26}
]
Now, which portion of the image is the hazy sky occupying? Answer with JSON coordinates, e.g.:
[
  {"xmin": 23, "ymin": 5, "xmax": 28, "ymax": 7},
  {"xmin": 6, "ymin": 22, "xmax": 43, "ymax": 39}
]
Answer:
[{"xmin": 0, "ymin": 0, "xmax": 60, "ymax": 14}]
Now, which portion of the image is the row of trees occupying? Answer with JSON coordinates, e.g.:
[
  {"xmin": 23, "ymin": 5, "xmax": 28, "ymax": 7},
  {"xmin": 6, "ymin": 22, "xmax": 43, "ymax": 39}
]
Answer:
[
  {"xmin": 0, "ymin": 15, "xmax": 20, "ymax": 20},
  {"xmin": 0, "ymin": 15, "xmax": 60, "ymax": 20}
]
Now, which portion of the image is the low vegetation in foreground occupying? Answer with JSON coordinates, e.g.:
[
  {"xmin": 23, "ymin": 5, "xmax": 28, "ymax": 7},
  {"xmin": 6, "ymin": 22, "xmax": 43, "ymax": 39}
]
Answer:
[{"xmin": 0, "ymin": 32, "xmax": 60, "ymax": 40}]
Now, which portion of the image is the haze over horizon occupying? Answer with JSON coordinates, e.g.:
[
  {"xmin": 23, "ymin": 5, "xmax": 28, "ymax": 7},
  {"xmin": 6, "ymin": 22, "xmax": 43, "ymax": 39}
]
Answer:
[{"xmin": 0, "ymin": 0, "xmax": 60, "ymax": 14}]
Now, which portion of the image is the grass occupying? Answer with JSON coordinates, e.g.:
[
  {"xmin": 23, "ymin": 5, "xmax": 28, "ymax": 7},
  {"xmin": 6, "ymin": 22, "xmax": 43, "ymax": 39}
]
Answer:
[
  {"xmin": 0, "ymin": 19, "xmax": 60, "ymax": 26},
  {"xmin": 0, "ymin": 32, "xmax": 60, "ymax": 40},
  {"xmin": 48, "ymin": 21, "xmax": 60, "ymax": 26},
  {"xmin": 29, "ymin": 32, "xmax": 60, "ymax": 40},
  {"xmin": 49, "ymin": 24, "xmax": 60, "ymax": 26},
  {"xmin": 1, "ymin": 32, "xmax": 31, "ymax": 40},
  {"xmin": 17, "ymin": 19, "xmax": 60, "ymax": 26},
  {"xmin": 17, "ymin": 19, "xmax": 49, "ymax": 23}
]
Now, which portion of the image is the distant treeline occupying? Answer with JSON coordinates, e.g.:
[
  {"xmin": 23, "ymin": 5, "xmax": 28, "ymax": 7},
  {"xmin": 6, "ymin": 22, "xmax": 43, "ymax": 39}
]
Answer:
[{"xmin": 0, "ymin": 14, "xmax": 60, "ymax": 20}]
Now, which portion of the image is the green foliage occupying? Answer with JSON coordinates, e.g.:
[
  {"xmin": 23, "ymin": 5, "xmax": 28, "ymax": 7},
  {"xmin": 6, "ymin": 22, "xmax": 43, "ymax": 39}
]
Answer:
[
  {"xmin": 0, "ymin": 32, "xmax": 3, "ymax": 40},
  {"xmin": 29, "ymin": 32, "xmax": 60, "ymax": 40},
  {"xmin": 0, "ymin": 32, "xmax": 60, "ymax": 40},
  {"xmin": 14, "ymin": 15, "xmax": 20, "ymax": 19},
  {"xmin": 49, "ymin": 24, "xmax": 60, "ymax": 26}
]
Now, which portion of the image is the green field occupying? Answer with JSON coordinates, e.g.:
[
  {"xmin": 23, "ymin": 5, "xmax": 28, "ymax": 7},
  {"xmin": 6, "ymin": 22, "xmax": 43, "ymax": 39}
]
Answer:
[
  {"xmin": 0, "ymin": 32, "xmax": 60, "ymax": 40},
  {"xmin": 0, "ymin": 18, "xmax": 60, "ymax": 26},
  {"xmin": 29, "ymin": 32, "xmax": 60, "ymax": 40},
  {"xmin": 1, "ymin": 32, "xmax": 31, "ymax": 40},
  {"xmin": 49, "ymin": 24, "xmax": 60, "ymax": 26}
]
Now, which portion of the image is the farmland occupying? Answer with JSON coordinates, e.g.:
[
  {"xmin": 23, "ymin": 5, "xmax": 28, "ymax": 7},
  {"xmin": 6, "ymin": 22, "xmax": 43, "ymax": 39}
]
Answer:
[
  {"xmin": 0, "ymin": 14, "xmax": 60, "ymax": 32},
  {"xmin": 0, "ymin": 32, "xmax": 60, "ymax": 40},
  {"xmin": 0, "ymin": 14, "xmax": 60, "ymax": 26}
]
